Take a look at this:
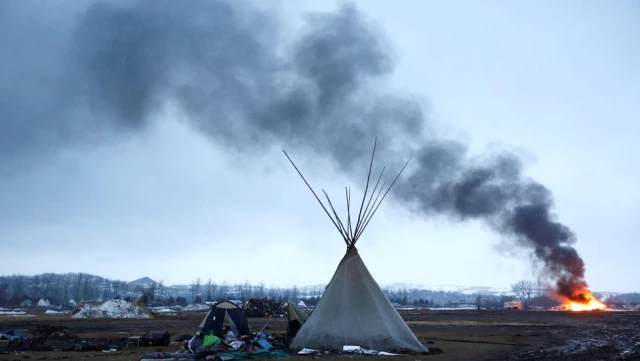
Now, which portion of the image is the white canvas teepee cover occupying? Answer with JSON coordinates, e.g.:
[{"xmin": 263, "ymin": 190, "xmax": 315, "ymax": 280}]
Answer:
[{"xmin": 290, "ymin": 248, "xmax": 428, "ymax": 353}]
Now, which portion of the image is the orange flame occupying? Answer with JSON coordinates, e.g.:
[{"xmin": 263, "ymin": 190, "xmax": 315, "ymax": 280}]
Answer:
[{"xmin": 559, "ymin": 290, "xmax": 606, "ymax": 311}]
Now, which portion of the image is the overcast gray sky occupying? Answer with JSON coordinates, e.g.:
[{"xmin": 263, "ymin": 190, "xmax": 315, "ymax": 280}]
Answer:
[{"xmin": 1, "ymin": 0, "xmax": 638, "ymax": 293}]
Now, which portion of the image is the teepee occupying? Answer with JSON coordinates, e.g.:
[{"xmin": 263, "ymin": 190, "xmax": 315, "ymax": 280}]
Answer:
[{"xmin": 283, "ymin": 139, "xmax": 429, "ymax": 353}]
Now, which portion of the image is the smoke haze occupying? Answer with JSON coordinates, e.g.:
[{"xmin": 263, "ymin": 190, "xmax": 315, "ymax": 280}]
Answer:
[{"xmin": 1, "ymin": 0, "xmax": 592, "ymax": 300}]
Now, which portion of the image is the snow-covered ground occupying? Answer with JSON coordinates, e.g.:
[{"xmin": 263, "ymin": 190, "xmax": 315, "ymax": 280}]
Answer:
[
  {"xmin": 44, "ymin": 310, "xmax": 66, "ymax": 315},
  {"xmin": 0, "ymin": 310, "xmax": 27, "ymax": 315},
  {"xmin": 152, "ymin": 308, "xmax": 175, "ymax": 313},
  {"xmin": 151, "ymin": 308, "xmax": 178, "ymax": 316},
  {"xmin": 181, "ymin": 303, "xmax": 210, "ymax": 312},
  {"xmin": 72, "ymin": 299, "xmax": 151, "ymax": 319},
  {"xmin": 0, "ymin": 310, "xmax": 35, "ymax": 317}
]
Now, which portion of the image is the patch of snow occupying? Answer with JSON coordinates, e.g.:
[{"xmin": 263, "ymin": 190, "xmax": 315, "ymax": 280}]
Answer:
[
  {"xmin": 182, "ymin": 303, "xmax": 210, "ymax": 312},
  {"xmin": 153, "ymin": 308, "xmax": 174, "ymax": 313},
  {"xmin": 72, "ymin": 299, "xmax": 151, "ymax": 319},
  {"xmin": 45, "ymin": 310, "xmax": 65, "ymax": 315},
  {"xmin": 0, "ymin": 311, "xmax": 27, "ymax": 315}
]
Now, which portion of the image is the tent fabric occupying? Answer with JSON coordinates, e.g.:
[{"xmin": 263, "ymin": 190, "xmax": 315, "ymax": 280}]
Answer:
[
  {"xmin": 197, "ymin": 300, "xmax": 251, "ymax": 337},
  {"xmin": 290, "ymin": 248, "xmax": 429, "ymax": 353},
  {"xmin": 286, "ymin": 301, "xmax": 309, "ymax": 339}
]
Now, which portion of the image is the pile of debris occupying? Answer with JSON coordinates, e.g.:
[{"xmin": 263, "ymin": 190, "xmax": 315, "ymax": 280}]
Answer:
[
  {"xmin": 244, "ymin": 298, "xmax": 280, "ymax": 317},
  {"xmin": 71, "ymin": 299, "xmax": 151, "ymax": 319}
]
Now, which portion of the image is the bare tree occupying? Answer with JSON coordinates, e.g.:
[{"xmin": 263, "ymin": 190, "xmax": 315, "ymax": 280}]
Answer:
[
  {"xmin": 83, "ymin": 275, "xmax": 97, "ymax": 300},
  {"xmin": 511, "ymin": 280, "xmax": 536, "ymax": 303},
  {"xmin": 233, "ymin": 283, "xmax": 243, "ymax": 300},
  {"xmin": 74, "ymin": 274, "xmax": 84, "ymax": 301},
  {"xmin": 40, "ymin": 273, "xmax": 55, "ymax": 300},
  {"xmin": 534, "ymin": 277, "xmax": 551, "ymax": 298},
  {"xmin": 158, "ymin": 280, "xmax": 165, "ymax": 303},
  {"xmin": 190, "ymin": 277, "xmax": 201, "ymax": 303},
  {"xmin": 243, "ymin": 281, "xmax": 252, "ymax": 300},
  {"xmin": 32, "ymin": 274, "xmax": 41, "ymax": 299},
  {"xmin": 112, "ymin": 280, "xmax": 127, "ymax": 299},
  {"xmin": 255, "ymin": 282, "xmax": 265, "ymax": 298},
  {"xmin": 206, "ymin": 278, "xmax": 213, "ymax": 302},
  {"xmin": 101, "ymin": 280, "xmax": 111, "ymax": 301},
  {"xmin": 13, "ymin": 275, "xmax": 26, "ymax": 303},
  {"xmin": 220, "ymin": 281, "xmax": 230, "ymax": 300},
  {"xmin": 267, "ymin": 285, "xmax": 279, "ymax": 299},
  {"xmin": 210, "ymin": 281, "xmax": 218, "ymax": 301},
  {"xmin": 0, "ymin": 281, "xmax": 9, "ymax": 305}
]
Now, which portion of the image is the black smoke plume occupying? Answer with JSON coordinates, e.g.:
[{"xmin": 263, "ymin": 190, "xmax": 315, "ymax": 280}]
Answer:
[{"xmin": 0, "ymin": 0, "xmax": 590, "ymax": 301}]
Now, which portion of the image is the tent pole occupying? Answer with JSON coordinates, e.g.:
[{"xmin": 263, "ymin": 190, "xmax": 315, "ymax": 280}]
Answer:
[{"xmin": 353, "ymin": 138, "xmax": 378, "ymax": 240}]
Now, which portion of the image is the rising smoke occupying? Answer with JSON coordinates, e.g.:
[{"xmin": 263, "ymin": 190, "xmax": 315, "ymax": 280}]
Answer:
[{"xmin": 0, "ymin": 0, "xmax": 588, "ymax": 301}]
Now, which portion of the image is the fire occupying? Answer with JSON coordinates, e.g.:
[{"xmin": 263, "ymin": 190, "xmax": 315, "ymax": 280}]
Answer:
[
  {"xmin": 564, "ymin": 299, "xmax": 606, "ymax": 311},
  {"xmin": 559, "ymin": 289, "xmax": 606, "ymax": 312}
]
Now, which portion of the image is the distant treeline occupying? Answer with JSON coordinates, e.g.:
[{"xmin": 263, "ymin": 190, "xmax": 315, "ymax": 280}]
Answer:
[{"xmin": 1, "ymin": 273, "xmax": 637, "ymax": 308}]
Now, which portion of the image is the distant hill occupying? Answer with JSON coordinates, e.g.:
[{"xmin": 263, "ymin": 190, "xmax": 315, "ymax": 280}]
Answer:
[
  {"xmin": 129, "ymin": 277, "xmax": 159, "ymax": 287},
  {"xmin": 298, "ymin": 282, "xmax": 512, "ymax": 296}
]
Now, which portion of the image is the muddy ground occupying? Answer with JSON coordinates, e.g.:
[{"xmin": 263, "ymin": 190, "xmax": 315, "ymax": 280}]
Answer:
[{"xmin": 1, "ymin": 309, "xmax": 639, "ymax": 361}]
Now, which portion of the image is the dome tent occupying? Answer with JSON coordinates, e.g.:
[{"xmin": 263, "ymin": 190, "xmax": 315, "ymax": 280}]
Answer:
[{"xmin": 196, "ymin": 300, "xmax": 251, "ymax": 337}]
